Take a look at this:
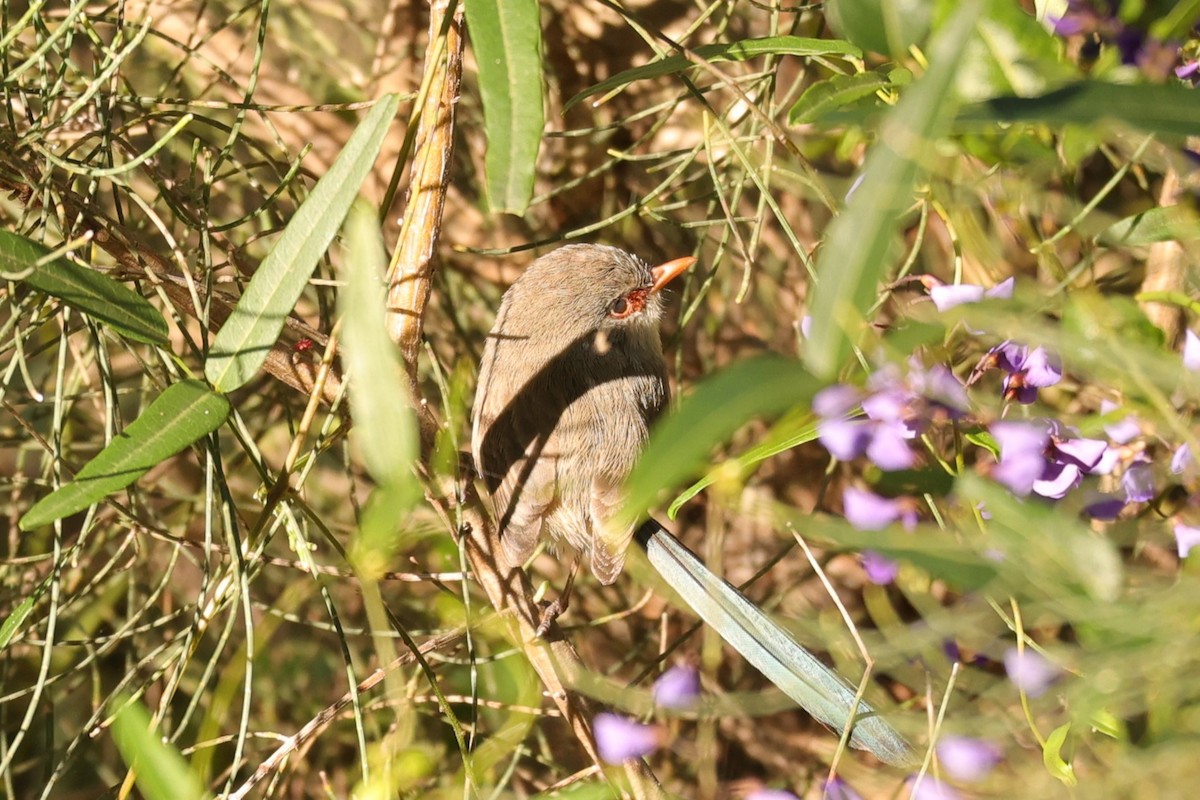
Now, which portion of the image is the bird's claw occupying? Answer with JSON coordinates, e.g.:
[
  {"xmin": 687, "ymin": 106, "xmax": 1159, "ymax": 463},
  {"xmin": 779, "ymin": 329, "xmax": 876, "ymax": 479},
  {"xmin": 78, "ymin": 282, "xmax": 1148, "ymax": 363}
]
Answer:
[{"xmin": 535, "ymin": 598, "xmax": 565, "ymax": 638}]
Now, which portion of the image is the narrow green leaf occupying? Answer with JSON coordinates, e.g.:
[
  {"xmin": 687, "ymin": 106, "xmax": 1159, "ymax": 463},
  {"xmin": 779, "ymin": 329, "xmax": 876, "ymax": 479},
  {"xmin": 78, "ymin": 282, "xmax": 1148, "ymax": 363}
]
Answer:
[
  {"xmin": 796, "ymin": 514, "xmax": 1002, "ymax": 592},
  {"xmin": 1096, "ymin": 206, "xmax": 1200, "ymax": 247},
  {"xmin": 1, "ymin": 230, "xmax": 168, "ymax": 345},
  {"xmin": 463, "ymin": 0, "xmax": 544, "ymax": 215},
  {"xmin": 339, "ymin": 203, "xmax": 419, "ymax": 503},
  {"xmin": 112, "ymin": 697, "xmax": 208, "ymax": 800},
  {"xmin": 0, "ymin": 593, "xmax": 36, "ymax": 649},
  {"xmin": 1043, "ymin": 722, "xmax": 1078, "ymax": 787},
  {"xmin": 788, "ymin": 69, "xmax": 908, "ymax": 125},
  {"xmin": 19, "ymin": 380, "xmax": 230, "ymax": 530},
  {"xmin": 624, "ymin": 356, "xmax": 819, "ymax": 526},
  {"xmin": 204, "ymin": 94, "xmax": 400, "ymax": 392},
  {"xmin": 958, "ymin": 82, "xmax": 1200, "ymax": 139},
  {"xmin": 564, "ymin": 36, "xmax": 861, "ymax": 112},
  {"xmin": 804, "ymin": 1, "xmax": 981, "ymax": 379},
  {"xmin": 668, "ymin": 410, "xmax": 819, "ymax": 519}
]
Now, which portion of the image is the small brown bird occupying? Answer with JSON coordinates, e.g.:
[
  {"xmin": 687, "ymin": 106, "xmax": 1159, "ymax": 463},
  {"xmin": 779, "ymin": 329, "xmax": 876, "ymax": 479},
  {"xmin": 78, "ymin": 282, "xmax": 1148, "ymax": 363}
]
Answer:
[{"xmin": 471, "ymin": 244, "xmax": 695, "ymax": 614}]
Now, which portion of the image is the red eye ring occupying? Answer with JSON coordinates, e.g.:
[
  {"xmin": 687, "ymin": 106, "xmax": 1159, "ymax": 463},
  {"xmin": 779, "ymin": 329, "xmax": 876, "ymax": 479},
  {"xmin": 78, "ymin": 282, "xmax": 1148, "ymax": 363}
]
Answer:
[{"xmin": 609, "ymin": 296, "xmax": 633, "ymax": 318}]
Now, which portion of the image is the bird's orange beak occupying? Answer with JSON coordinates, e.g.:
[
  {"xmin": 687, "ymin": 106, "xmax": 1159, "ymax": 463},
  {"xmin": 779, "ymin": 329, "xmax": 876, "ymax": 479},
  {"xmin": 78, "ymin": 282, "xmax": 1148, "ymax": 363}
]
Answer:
[{"xmin": 649, "ymin": 256, "xmax": 697, "ymax": 293}]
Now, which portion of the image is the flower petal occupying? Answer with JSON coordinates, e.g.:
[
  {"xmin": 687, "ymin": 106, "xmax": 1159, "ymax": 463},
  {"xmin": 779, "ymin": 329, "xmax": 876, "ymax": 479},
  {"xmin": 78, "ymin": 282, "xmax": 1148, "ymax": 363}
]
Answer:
[
  {"xmin": 1185, "ymin": 330, "xmax": 1200, "ymax": 372},
  {"xmin": 985, "ymin": 277, "xmax": 1015, "ymax": 300},
  {"xmin": 1022, "ymin": 347, "xmax": 1063, "ymax": 388},
  {"xmin": 1122, "ymin": 461, "xmax": 1155, "ymax": 503},
  {"xmin": 843, "ymin": 487, "xmax": 903, "ymax": 531},
  {"xmin": 1003, "ymin": 648, "xmax": 1059, "ymax": 697},
  {"xmin": 862, "ymin": 550, "xmax": 899, "ymax": 585},
  {"xmin": 593, "ymin": 713, "xmax": 662, "ymax": 763},
  {"xmin": 1082, "ymin": 493, "xmax": 1125, "ymax": 521},
  {"xmin": 908, "ymin": 776, "xmax": 962, "ymax": 800},
  {"xmin": 1100, "ymin": 399, "xmax": 1140, "ymax": 444},
  {"xmin": 818, "ymin": 418, "xmax": 870, "ymax": 461},
  {"xmin": 748, "ymin": 790, "xmax": 801, "ymax": 800},
  {"xmin": 652, "ymin": 665, "xmax": 700, "ymax": 710},
  {"xmin": 821, "ymin": 777, "xmax": 863, "ymax": 800},
  {"xmin": 1033, "ymin": 461, "xmax": 1082, "ymax": 499},
  {"xmin": 1172, "ymin": 443, "xmax": 1194, "ymax": 475},
  {"xmin": 1174, "ymin": 523, "xmax": 1200, "ymax": 559},
  {"xmin": 937, "ymin": 735, "xmax": 1002, "ymax": 782},
  {"xmin": 929, "ymin": 283, "xmax": 985, "ymax": 311},
  {"xmin": 813, "ymin": 384, "xmax": 861, "ymax": 417},
  {"xmin": 991, "ymin": 422, "xmax": 1049, "ymax": 495},
  {"xmin": 866, "ymin": 424, "xmax": 916, "ymax": 471},
  {"xmin": 1054, "ymin": 437, "xmax": 1108, "ymax": 471}
]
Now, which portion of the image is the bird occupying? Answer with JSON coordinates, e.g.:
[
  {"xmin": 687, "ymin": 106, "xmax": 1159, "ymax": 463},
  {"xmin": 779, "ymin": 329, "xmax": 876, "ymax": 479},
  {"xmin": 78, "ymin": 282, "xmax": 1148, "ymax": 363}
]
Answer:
[
  {"xmin": 470, "ymin": 243, "xmax": 915, "ymax": 766},
  {"xmin": 471, "ymin": 243, "xmax": 696, "ymax": 623}
]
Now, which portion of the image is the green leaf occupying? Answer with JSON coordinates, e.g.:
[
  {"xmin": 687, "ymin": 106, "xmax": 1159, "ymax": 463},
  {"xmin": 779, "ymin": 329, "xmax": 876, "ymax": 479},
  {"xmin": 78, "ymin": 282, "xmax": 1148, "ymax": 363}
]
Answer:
[
  {"xmin": 796, "ymin": 514, "xmax": 1002, "ymax": 592},
  {"xmin": 0, "ymin": 593, "xmax": 36, "ymax": 649},
  {"xmin": 1043, "ymin": 722, "xmax": 1078, "ymax": 787},
  {"xmin": 623, "ymin": 355, "xmax": 819, "ymax": 527},
  {"xmin": 825, "ymin": 0, "xmax": 931, "ymax": 56},
  {"xmin": 20, "ymin": 380, "xmax": 230, "ymax": 530},
  {"xmin": 463, "ymin": 0, "xmax": 544, "ymax": 215},
  {"xmin": 563, "ymin": 36, "xmax": 861, "ymax": 112},
  {"xmin": 668, "ymin": 409, "xmax": 820, "ymax": 519},
  {"xmin": 788, "ymin": 69, "xmax": 906, "ymax": 125},
  {"xmin": 1, "ymin": 230, "xmax": 168, "ymax": 345},
  {"xmin": 112, "ymin": 697, "xmax": 208, "ymax": 800},
  {"xmin": 957, "ymin": 476, "xmax": 1123, "ymax": 602},
  {"xmin": 340, "ymin": 202, "xmax": 418, "ymax": 489},
  {"xmin": 804, "ymin": 1, "xmax": 982, "ymax": 379},
  {"xmin": 204, "ymin": 94, "xmax": 400, "ymax": 392},
  {"xmin": 958, "ymin": 82, "xmax": 1200, "ymax": 139},
  {"xmin": 1096, "ymin": 206, "xmax": 1200, "ymax": 247}
]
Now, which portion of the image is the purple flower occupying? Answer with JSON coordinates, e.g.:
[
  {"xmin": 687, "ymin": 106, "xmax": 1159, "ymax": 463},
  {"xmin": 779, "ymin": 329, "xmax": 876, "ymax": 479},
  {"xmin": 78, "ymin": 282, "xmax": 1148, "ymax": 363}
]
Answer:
[
  {"xmin": 843, "ymin": 487, "xmax": 917, "ymax": 531},
  {"xmin": 990, "ymin": 342, "xmax": 1062, "ymax": 404},
  {"xmin": 937, "ymin": 735, "xmax": 1002, "ymax": 782},
  {"xmin": 821, "ymin": 777, "xmax": 863, "ymax": 800},
  {"xmin": 593, "ymin": 713, "xmax": 662, "ymax": 763},
  {"xmin": 922, "ymin": 275, "xmax": 1014, "ymax": 312},
  {"xmin": 1100, "ymin": 399, "xmax": 1140, "ymax": 444},
  {"xmin": 907, "ymin": 776, "xmax": 961, "ymax": 800},
  {"xmin": 1172, "ymin": 444, "xmax": 1195, "ymax": 475},
  {"xmin": 990, "ymin": 421, "xmax": 1110, "ymax": 500},
  {"xmin": 748, "ymin": 789, "xmax": 802, "ymax": 800},
  {"xmin": 991, "ymin": 422, "xmax": 1051, "ymax": 496},
  {"xmin": 1122, "ymin": 459, "xmax": 1155, "ymax": 503},
  {"xmin": 652, "ymin": 665, "xmax": 700, "ymax": 710},
  {"xmin": 1082, "ymin": 492, "xmax": 1125, "ymax": 521},
  {"xmin": 930, "ymin": 283, "xmax": 984, "ymax": 311},
  {"xmin": 1004, "ymin": 648, "xmax": 1059, "ymax": 697},
  {"xmin": 862, "ymin": 550, "xmax": 900, "ymax": 584},
  {"xmin": 1174, "ymin": 523, "xmax": 1200, "ymax": 559},
  {"xmin": 1178, "ymin": 59, "xmax": 1200, "ymax": 81},
  {"xmin": 1185, "ymin": 330, "xmax": 1200, "ymax": 372},
  {"xmin": 910, "ymin": 364, "xmax": 971, "ymax": 416},
  {"xmin": 814, "ymin": 383, "xmax": 915, "ymax": 471}
]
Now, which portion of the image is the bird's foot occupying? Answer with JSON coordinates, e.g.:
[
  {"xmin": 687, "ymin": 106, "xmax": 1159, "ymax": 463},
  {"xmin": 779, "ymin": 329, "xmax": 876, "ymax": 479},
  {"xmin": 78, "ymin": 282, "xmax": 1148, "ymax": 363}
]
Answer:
[{"xmin": 535, "ymin": 598, "xmax": 566, "ymax": 638}]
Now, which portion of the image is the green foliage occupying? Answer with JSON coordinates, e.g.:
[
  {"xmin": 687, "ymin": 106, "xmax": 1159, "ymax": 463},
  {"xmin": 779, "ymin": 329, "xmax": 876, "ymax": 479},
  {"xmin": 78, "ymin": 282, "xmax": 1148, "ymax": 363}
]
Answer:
[
  {"xmin": 564, "ymin": 36, "xmax": 862, "ymax": 111},
  {"xmin": 1, "ymin": 230, "xmax": 168, "ymax": 345},
  {"xmin": 205, "ymin": 94, "xmax": 400, "ymax": 392},
  {"xmin": 112, "ymin": 698, "xmax": 209, "ymax": 800},
  {"xmin": 19, "ymin": 380, "xmax": 230, "ymax": 529},
  {"xmin": 463, "ymin": 0, "xmax": 545, "ymax": 215},
  {"xmin": 959, "ymin": 81, "xmax": 1200, "ymax": 138},
  {"xmin": 7, "ymin": 0, "xmax": 1200, "ymax": 796},
  {"xmin": 804, "ymin": 0, "xmax": 982, "ymax": 378}
]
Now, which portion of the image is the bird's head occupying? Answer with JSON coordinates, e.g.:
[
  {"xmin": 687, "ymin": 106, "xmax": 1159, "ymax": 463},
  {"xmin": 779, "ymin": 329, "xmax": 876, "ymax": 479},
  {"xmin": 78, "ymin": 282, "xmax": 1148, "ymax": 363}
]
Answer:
[{"xmin": 505, "ymin": 244, "xmax": 695, "ymax": 341}]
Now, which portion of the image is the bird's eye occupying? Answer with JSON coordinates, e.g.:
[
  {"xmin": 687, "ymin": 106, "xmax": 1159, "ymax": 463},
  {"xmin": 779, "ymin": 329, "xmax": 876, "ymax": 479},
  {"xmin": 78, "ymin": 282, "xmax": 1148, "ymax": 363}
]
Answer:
[{"xmin": 608, "ymin": 296, "xmax": 632, "ymax": 318}]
